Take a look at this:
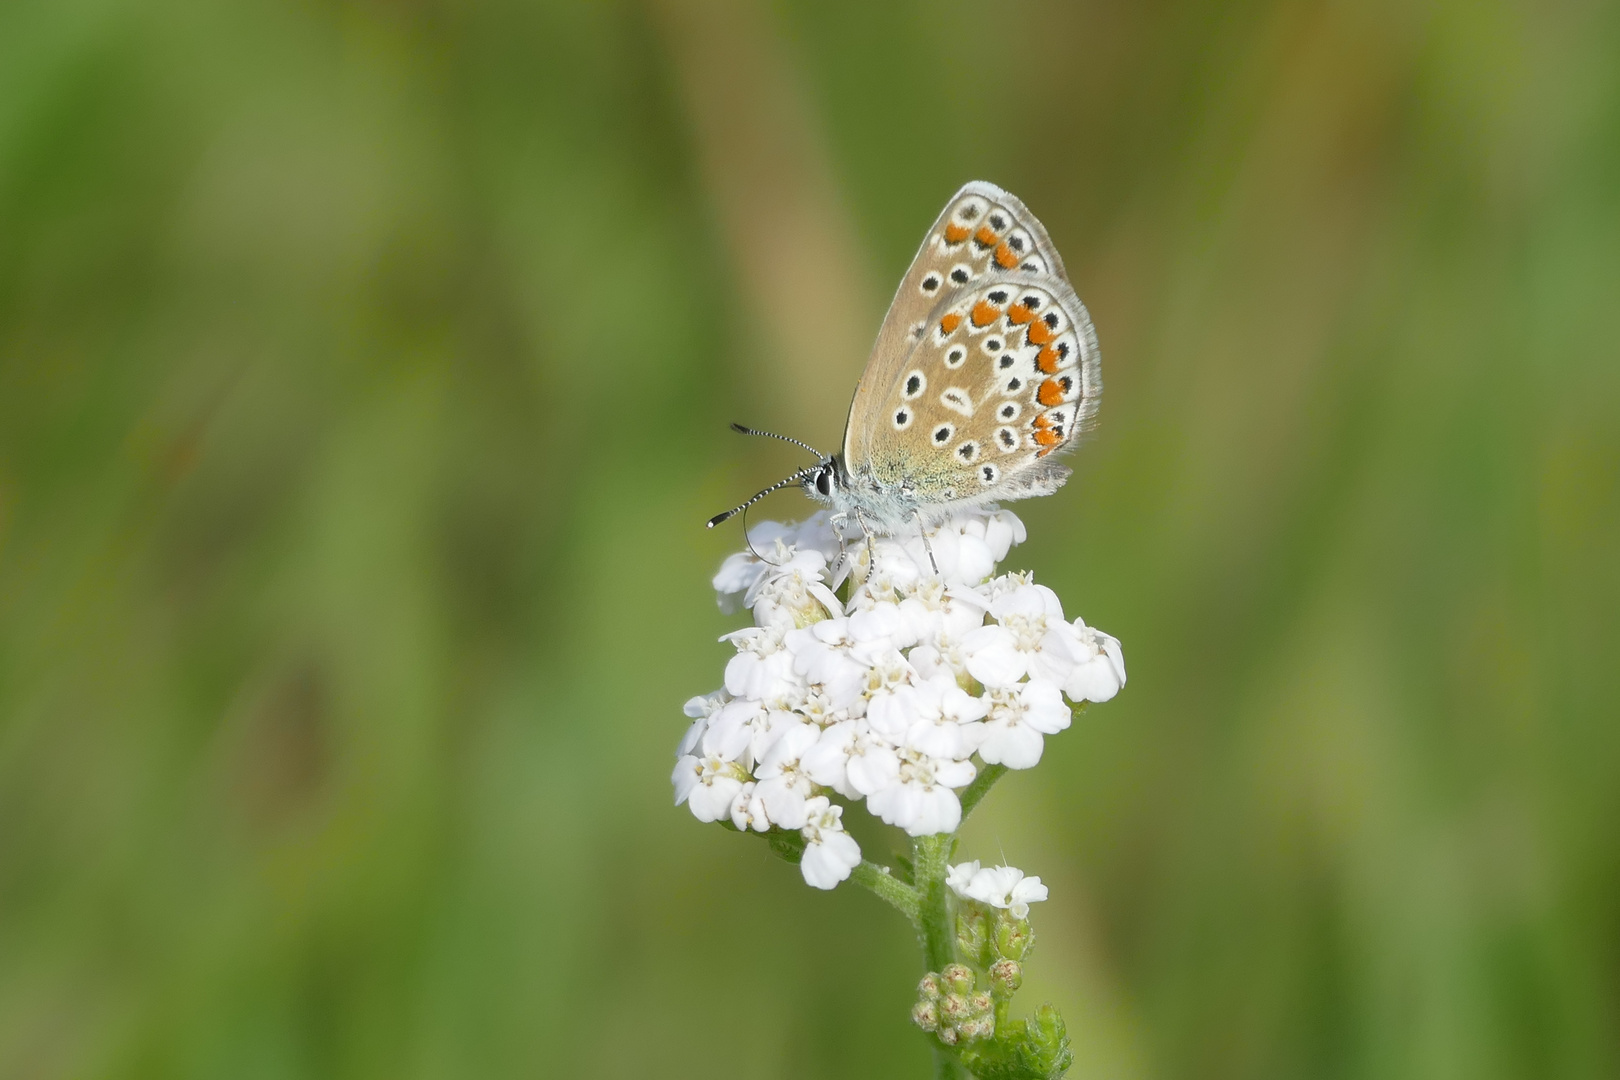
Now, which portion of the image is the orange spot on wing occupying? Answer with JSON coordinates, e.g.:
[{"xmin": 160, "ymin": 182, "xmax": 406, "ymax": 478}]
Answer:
[
  {"xmin": 1036, "ymin": 346, "xmax": 1061, "ymax": 374},
  {"xmin": 944, "ymin": 223, "xmax": 971, "ymax": 244},
  {"xmin": 1026, "ymin": 320, "xmax": 1054, "ymax": 346},
  {"xmin": 994, "ymin": 241, "xmax": 1019, "ymax": 269},
  {"xmin": 974, "ymin": 225, "xmax": 999, "ymax": 248},
  {"xmin": 1033, "ymin": 413, "xmax": 1053, "ymax": 429},
  {"xmin": 939, "ymin": 312, "xmax": 963, "ymax": 334},
  {"xmin": 971, "ymin": 300, "xmax": 1001, "ymax": 327},
  {"xmin": 1037, "ymin": 379, "xmax": 1065, "ymax": 407},
  {"xmin": 1007, "ymin": 303, "xmax": 1035, "ymax": 325},
  {"xmin": 1034, "ymin": 427, "xmax": 1062, "ymax": 447}
]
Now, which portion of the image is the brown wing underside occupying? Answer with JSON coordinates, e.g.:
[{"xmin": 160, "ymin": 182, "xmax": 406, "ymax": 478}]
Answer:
[
  {"xmin": 843, "ymin": 181, "xmax": 1070, "ymax": 464},
  {"xmin": 846, "ymin": 270, "xmax": 1101, "ymax": 502}
]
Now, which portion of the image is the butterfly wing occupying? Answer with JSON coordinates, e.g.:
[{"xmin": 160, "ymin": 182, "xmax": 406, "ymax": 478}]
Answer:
[
  {"xmin": 844, "ymin": 182, "xmax": 1072, "ymax": 468},
  {"xmin": 844, "ymin": 269, "xmax": 1100, "ymax": 511}
]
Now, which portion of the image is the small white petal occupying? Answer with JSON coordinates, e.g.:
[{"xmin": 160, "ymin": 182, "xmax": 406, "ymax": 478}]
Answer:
[
  {"xmin": 677, "ymin": 715, "xmax": 708, "ymax": 758},
  {"xmin": 963, "ymin": 630, "xmax": 1026, "ymax": 688},
  {"xmin": 932, "ymin": 757, "xmax": 977, "ymax": 789},
  {"xmin": 905, "ymin": 785, "xmax": 962, "ymax": 836},
  {"xmin": 800, "ymin": 724, "xmax": 855, "ymax": 789},
  {"xmin": 946, "ymin": 860, "xmax": 982, "ymax": 896},
  {"xmin": 689, "ymin": 775, "xmax": 743, "ymax": 822},
  {"xmin": 671, "ymin": 755, "xmax": 701, "ymax": 806},
  {"xmin": 1020, "ymin": 679, "xmax": 1073, "ymax": 735},
  {"xmin": 866, "ymin": 686, "xmax": 919, "ymax": 741},
  {"xmin": 756, "ymin": 779, "xmax": 810, "ymax": 829},
  {"xmin": 800, "ymin": 831, "xmax": 861, "ymax": 890},
  {"xmin": 978, "ymin": 720, "xmax": 1045, "ymax": 769},
  {"xmin": 846, "ymin": 743, "xmax": 901, "ymax": 795},
  {"xmin": 1064, "ymin": 657, "xmax": 1122, "ymax": 704},
  {"xmin": 954, "ymin": 534, "xmax": 995, "ymax": 584}
]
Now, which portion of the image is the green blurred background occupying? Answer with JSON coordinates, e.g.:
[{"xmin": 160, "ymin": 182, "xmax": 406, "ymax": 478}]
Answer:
[{"xmin": 3, "ymin": 0, "xmax": 1618, "ymax": 1077}]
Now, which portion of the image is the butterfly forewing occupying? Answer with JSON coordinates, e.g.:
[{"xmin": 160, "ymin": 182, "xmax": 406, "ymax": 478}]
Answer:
[
  {"xmin": 847, "ymin": 268, "xmax": 1100, "ymax": 506},
  {"xmin": 845, "ymin": 182, "xmax": 1072, "ymax": 465}
]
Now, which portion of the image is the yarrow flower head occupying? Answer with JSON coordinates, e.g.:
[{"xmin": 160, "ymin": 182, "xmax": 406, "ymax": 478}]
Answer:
[
  {"xmin": 678, "ymin": 507, "xmax": 1122, "ymax": 1078},
  {"xmin": 673, "ymin": 508, "xmax": 1126, "ymax": 889}
]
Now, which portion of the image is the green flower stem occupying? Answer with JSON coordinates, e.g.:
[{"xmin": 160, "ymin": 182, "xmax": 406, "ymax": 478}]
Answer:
[
  {"xmin": 850, "ymin": 860, "xmax": 920, "ymax": 924},
  {"xmin": 958, "ymin": 764, "xmax": 1008, "ymax": 823},
  {"xmin": 911, "ymin": 833, "xmax": 957, "ymax": 982},
  {"xmin": 915, "ymin": 830, "xmax": 969, "ymax": 1079}
]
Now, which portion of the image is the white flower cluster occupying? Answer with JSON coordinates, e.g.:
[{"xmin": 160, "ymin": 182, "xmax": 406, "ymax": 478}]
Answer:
[{"xmin": 673, "ymin": 508, "xmax": 1125, "ymax": 890}]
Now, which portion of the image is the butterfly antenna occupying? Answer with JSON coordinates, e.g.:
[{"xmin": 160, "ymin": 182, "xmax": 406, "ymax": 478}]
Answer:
[
  {"xmin": 706, "ymin": 466, "xmax": 820, "ymax": 529},
  {"xmin": 738, "ymin": 502, "xmax": 785, "ymax": 565},
  {"xmin": 729, "ymin": 423, "xmax": 824, "ymax": 459}
]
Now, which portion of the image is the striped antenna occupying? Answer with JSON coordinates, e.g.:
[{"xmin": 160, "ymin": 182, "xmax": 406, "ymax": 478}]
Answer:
[
  {"xmin": 729, "ymin": 423, "xmax": 824, "ymax": 459},
  {"xmin": 707, "ymin": 466, "xmax": 821, "ymax": 529}
]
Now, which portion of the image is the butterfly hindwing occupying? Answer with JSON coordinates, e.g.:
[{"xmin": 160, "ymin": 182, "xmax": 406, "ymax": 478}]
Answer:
[
  {"xmin": 846, "ymin": 270, "xmax": 1100, "ymax": 508},
  {"xmin": 845, "ymin": 182, "xmax": 1072, "ymax": 468}
]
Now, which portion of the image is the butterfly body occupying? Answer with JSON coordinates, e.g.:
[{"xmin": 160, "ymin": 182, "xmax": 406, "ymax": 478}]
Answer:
[{"xmin": 711, "ymin": 181, "xmax": 1100, "ymax": 536}]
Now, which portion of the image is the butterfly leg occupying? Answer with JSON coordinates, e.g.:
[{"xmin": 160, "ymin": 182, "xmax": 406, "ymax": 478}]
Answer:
[
  {"xmin": 913, "ymin": 508, "xmax": 939, "ymax": 576},
  {"xmin": 828, "ymin": 511, "xmax": 853, "ymax": 584},
  {"xmin": 851, "ymin": 506, "xmax": 879, "ymax": 575}
]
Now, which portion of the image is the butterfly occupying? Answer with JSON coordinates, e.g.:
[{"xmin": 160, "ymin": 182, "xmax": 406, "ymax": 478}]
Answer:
[{"xmin": 709, "ymin": 181, "xmax": 1100, "ymax": 536}]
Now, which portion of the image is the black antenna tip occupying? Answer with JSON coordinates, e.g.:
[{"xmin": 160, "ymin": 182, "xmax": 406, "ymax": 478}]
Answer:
[
  {"xmin": 706, "ymin": 512, "xmax": 731, "ymax": 528},
  {"xmin": 729, "ymin": 422, "xmax": 751, "ymax": 435}
]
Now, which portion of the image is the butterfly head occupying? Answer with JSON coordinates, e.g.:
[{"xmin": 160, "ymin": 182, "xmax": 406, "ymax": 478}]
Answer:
[{"xmin": 804, "ymin": 456, "xmax": 843, "ymax": 503}]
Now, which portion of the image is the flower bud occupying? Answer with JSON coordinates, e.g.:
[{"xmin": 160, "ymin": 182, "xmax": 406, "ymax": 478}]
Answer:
[
  {"xmin": 910, "ymin": 999, "xmax": 939, "ymax": 1032},
  {"xmin": 942, "ymin": 963, "xmax": 975, "ymax": 995},
  {"xmin": 968, "ymin": 990, "xmax": 993, "ymax": 1017},
  {"xmin": 940, "ymin": 993, "xmax": 972, "ymax": 1025},
  {"xmin": 988, "ymin": 958, "xmax": 1023, "ymax": 995},
  {"xmin": 955, "ymin": 906, "xmax": 990, "ymax": 965},
  {"xmin": 993, "ymin": 912, "xmax": 1035, "ymax": 960},
  {"xmin": 958, "ymin": 1015, "xmax": 996, "ymax": 1041},
  {"xmin": 938, "ymin": 1026, "xmax": 960, "ymax": 1046},
  {"xmin": 917, "ymin": 972, "xmax": 943, "ymax": 1002}
]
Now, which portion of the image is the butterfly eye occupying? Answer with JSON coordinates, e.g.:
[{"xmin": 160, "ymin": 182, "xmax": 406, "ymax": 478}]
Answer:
[
  {"xmin": 932, "ymin": 424, "xmax": 954, "ymax": 445},
  {"xmin": 815, "ymin": 469, "xmax": 834, "ymax": 496}
]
